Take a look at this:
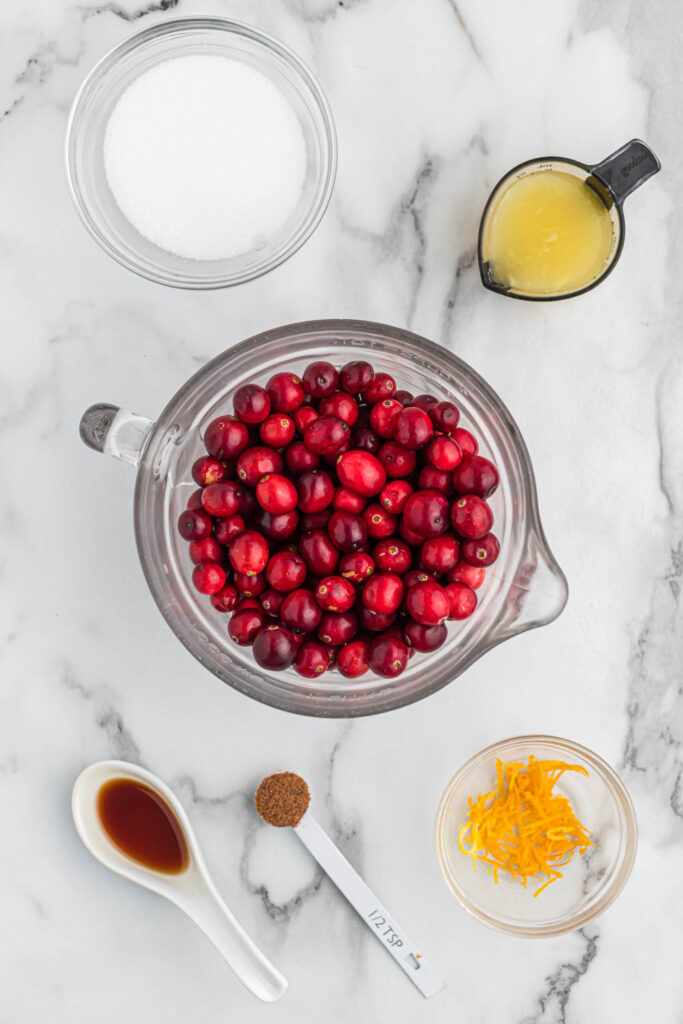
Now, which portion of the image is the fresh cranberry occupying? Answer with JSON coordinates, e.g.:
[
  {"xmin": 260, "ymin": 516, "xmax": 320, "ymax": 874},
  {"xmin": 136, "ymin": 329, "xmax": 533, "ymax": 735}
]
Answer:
[
  {"xmin": 213, "ymin": 514, "xmax": 245, "ymax": 545},
  {"xmin": 302, "ymin": 361, "xmax": 339, "ymax": 398},
  {"xmin": 367, "ymin": 635, "xmax": 408, "ymax": 677},
  {"xmin": 177, "ymin": 508, "xmax": 212, "ymax": 541},
  {"xmin": 340, "ymin": 360, "xmax": 374, "ymax": 395},
  {"xmin": 233, "ymin": 571, "xmax": 267, "ymax": 597},
  {"xmin": 260, "ymin": 414, "xmax": 295, "ymax": 449},
  {"xmin": 315, "ymin": 575, "xmax": 356, "ymax": 612},
  {"xmin": 320, "ymin": 391, "xmax": 359, "ymax": 427},
  {"xmin": 451, "ymin": 494, "xmax": 494, "ymax": 539},
  {"xmin": 228, "ymin": 607, "xmax": 265, "ymax": 645},
  {"xmin": 431, "ymin": 401, "xmax": 460, "ymax": 433},
  {"xmin": 444, "ymin": 581, "xmax": 477, "ymax": 619},
  {"xmin": 462, "ymin": 533, "xmax": 500, "ymax": 567},
  {"xmin": 236, "ymin": 446, "xmax": 282, "ymax": 486},
  {"xmin": 395, "ymin": 407, "xmax": 434, "ymax": 450},
  {"xmin": 233, "ymin": 384, "xmax": 271, "ymax": 424},
  {"xmin": 403, "ymin": 489, "xmax": 450, "ymax": 538},
  {"xmin": 300, "ymin": 509, "xmax": 332, "ymax": 532},
  {"xmin": 293, "ymin": 406, "xmax": 319, "ymax": 434},
  {"xmin": 294, "ymin": 640, "xmax": 330, "ymax": 678},
  {"xmin": 372, "ymin": 538, "xmax": 412, "ymax": 574},
  {"xmin": 410, "ymin": 394, "xmax": 439, "ymax": 415},
  {"xmin": 266, "ymin": 551, "xmax": 307, "ymax": 592},
  {"xmin": 394, "ymin": 390, "xmax": 414, "ymax": 406},
  {"xmin": 192, "ymin": 561, "xmax": 226, "ymax": 595},
  {"xmin": 364, "ymin": 373, "xmax": 396, "ymax": 404},
  {"xmin": 420, "ymin": 534, "xmax": 460, "ymax": 573},
  {"xmin": 337, "ymin": 639, "xmax": 370, "ymax": 678},
  {"xmin": 452, "ymin": 428, "xmax": 478, "ymax": 457},
  {"xmin": 380, "ymin": 480, "xmax": 413, "ymax": 513},
  {"xmin": 299, "ymin": 530, "xmax": 339, "ymax": 575},
  {"xmin": 328, "ymin": 510, "xmax": 368, "ymax": 552},
  {"xmin": 236, "ymin": 597, "xmax": 261, "ymax": 611},
  {"xmin": 229, "ymin": 530, "xmax": 269, "ymax": 576},
  {"xmin": 353, "ymin": 429, "xmax": 381, "ymax": 454},
  {"xmin": 252, "ymin": 624, "xmax": 297, "ymax": 670},
  {"xmin": 260, "ymin": 588, "xmax": 285, "ymax": 617},
  {"xmin": 403, "ymin": 569, "xmax": 435, "ymax": 590},
  {"xmin": 405, "ymin": 580, "xmax": 449, "ymax": 625},
  {"xmin": 362, "ymin": 503, "xmax": 397, "ymax": 539},
  {"xmin": 370, "ymin": 399, "xmax": 403, "ymax": 438},
  {"xmin": 210, "ymin": 584, "xmax": 239, "ymax": 613},
  {"xmin": 378, "ymin": 441, "xmax": 416, "ymax": 478},
  {"xmin": 186, "ymin": 489, "xmax": 204, "ymax": 510},
  {"xmin": 399, "ymin": 520, "xmax": 426, "ymax": 547},
  {"xmin": 336, "ymin": 450, "xmax": 386, "ymax": 497},
  {"xmin": 201, "ymin": 481, "xmax": 243, "ymax": 517},
  {"xmin": 333, "ymin": 487, "xmax": 366, "ymax": 514},
  {"xmin": 281, "ymin": 588, "xmax": 323, "ymax": 633},
  {"xmin": 256, "ymin": 474, "xmax": 298, "ymax": 514},
  {"xmin": 418, "ymin": 466, "xmax": 453, "ymax": 494},
  {"xmin": 452, "ymin": 455, "xmax": 499, "ymax": 499},
  {"xmin": 427, "ymin": 436, "xmax": 462, "ymax": 472},
  {"xmin": 339, "ymin": 551, "xmax": 375, "ymax": 584},
  {"xmin": 192, "ymin": 456, "xmax": 226, "ymax": 487},
  {"xmin": 285, "ymin": 442, "xmax": 320, "ymax": 474},
  {"xmin": 449, "ymin": 560, "xmax": 486, "ymax": 589},
  {"xmin": 404, "ymin": 620, "xmax": 447, "ymax": 652},
  {"xmin": 252, "ymin": 508, "xmax": 299, "ymax": 541},
  {"xmin": 204, "ymin": 416, "xmax": 249, "ymax": 460},
  {"xmin": 318, "ymin": 611, "xmax": 358, "ymax": 645},
  {"xmin": 189, "ymin": 535, "xmax": 223, "ymax": 565},
  {"xmin": 322, "ymin": 438, "xmax": 351, "ymax": 466},
  {"xmin": 304, "ymin": 416, "xmax": 350, "ymax": 455},
  {"xmin": 356, "ymin": 606, "xmax": 397, "ymax": 632},
  {"xmin": 362, "ymin": 572, "xmax": 404, "ymax": 615},
  {"xmin": 266, "ymin": 372, "xmax": 305, "ymax": 412},
  {"xmin": 297, "ymin": 470, "xmax": 334, "ymax": 513}
]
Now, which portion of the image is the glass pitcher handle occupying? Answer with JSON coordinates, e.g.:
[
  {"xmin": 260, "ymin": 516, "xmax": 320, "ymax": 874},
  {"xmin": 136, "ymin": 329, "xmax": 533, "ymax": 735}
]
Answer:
[
  {"xmin": 590, "ymin": 139, "xmax": 661, "ymax": 204},
  {"xmin": 80, "ymin": 404, "xmax": 154, "ymax": 467}
]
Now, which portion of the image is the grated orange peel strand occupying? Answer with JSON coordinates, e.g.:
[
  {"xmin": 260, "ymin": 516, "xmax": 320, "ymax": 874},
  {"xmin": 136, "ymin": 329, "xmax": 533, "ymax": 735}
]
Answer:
[{"xmin": 458, "ymin": 756, "xmax": 594, "ymax": 897}]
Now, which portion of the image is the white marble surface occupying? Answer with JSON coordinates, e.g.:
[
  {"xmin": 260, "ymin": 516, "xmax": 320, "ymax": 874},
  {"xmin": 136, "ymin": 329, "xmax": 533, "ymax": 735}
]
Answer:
[{"xmin": 1, "ymin": 0, "xmax": 681, "ymax": 1020}]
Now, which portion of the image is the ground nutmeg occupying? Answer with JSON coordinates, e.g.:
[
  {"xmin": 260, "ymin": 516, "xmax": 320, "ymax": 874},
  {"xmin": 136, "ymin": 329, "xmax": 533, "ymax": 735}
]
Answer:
[{"xmin": 254, "ymin": 771, "xmax": 311, "ymax": 827}]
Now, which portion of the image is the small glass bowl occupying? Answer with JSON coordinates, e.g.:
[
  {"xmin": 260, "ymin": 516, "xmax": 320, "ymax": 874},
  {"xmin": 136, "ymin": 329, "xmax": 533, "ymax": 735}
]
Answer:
[
  {"xmin": 65, "ymin": 17, "xmax": 337, "ymax": 289},
  {"xmin": 434, "ymin": 735, "xmax": 637, "ymax": 936}
]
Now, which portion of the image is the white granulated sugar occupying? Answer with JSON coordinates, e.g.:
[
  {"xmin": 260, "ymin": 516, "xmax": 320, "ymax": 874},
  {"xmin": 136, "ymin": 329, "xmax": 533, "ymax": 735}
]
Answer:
[{"xmin": 104, "ymin": 55, "xmax": 307, "ymax": 261}]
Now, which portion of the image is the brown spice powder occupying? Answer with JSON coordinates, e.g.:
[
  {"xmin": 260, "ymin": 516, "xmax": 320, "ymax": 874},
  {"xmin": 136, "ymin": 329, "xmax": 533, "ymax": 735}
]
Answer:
[{"xmin": 254, "ymin": 772, "xmax": 310, "ymax": 827}]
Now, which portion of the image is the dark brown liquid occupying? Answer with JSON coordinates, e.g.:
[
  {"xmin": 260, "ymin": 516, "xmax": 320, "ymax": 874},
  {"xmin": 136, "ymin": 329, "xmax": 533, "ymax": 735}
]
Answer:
[{"xmin": 97, "ymin": 778, "xmax": 189, "ymax": 874}]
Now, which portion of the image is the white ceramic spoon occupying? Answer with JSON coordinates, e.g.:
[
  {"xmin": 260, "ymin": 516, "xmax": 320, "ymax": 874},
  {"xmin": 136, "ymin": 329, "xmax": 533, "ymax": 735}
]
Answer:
[{"xmin": 72, "ymin": 760, "xmax": 287, "ymax": 1003}]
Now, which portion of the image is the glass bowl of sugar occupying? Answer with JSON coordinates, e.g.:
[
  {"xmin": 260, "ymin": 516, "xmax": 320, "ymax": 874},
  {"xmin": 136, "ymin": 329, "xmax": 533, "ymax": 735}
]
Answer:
[{"xmin": 65, "ymin": 17, "xmax": 337, "ymax": 288}]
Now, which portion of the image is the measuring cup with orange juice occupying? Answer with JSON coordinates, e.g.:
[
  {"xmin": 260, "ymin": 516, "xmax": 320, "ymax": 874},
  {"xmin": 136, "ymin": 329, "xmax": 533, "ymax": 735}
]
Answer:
[{"xmin": 478, "ymin": 139, "xmax": 660, "ymax": 301}]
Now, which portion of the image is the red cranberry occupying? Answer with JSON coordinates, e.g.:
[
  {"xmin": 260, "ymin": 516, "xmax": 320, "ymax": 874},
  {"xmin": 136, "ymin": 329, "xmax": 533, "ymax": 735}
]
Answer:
[
  {"xmin": 318, "ymin": 611, "xmax": 358, "ymax": 645},
  {"xmin": 266, "ymin": 551, "xmax": 307, "ymax": 592},
  {"xmin": 380, "ymin": 480, "xmax": 413, "ymax": 513},
  {"xmin": 252, "ymin": 508, "xmax": 299, "ymax": 541},
  {"xmin": 204, "ymin": 415, "xmax": 249, "ymax": 460},
  {"xmin": 367, "ymin": 635, "xmax": 408, "ymax": 677},
  {"xmin": 266, "ymin": 372, "xmax": 305, "ymax": 412},
  {"xmin": 213, "ymin": 514, "xmax": 245, "ymax": 545},
  {"xmin": 394, "ymin": 390, "xmax": 414, "ymax": 406},
  {"xmin": 293, "ymin": 406, "xmax": 319, "ymax": 434},
  {"xmin": 256, "ymin": 474, "xmax": 298, "ymax": 514},
  {"xmin": 336, "ymin": 450, "xmax": 386, "ymax": 497},
  {"xmin": 177, "ymin": 508, "xmax": 212, "ymax": 541},
  {"xmin": 362, "ymin": 572, "xmax": 404, "ymax": 615},
  {"xmin": 462, "ymin": 533, "xmax": 500, "ymax": 567},
  {"xmin": 323, "ymin": 438, "xmax": 351, "ymax": 465},
  {"xmin": 281, "ymin": 588, "xmax": 323, "ymax": 633},
  {"xmin": 300, "ymin": 509, "xmax": 332, "ymax": 532},
  {"xmin": 297, "ymin": 470, "xmax": 334, "ymax": 513},
  {"xmin": 189, "ymin": 536, "xmax": 223, "ymax": 564},
  {"xmin": 328, "ymin": 510, "xmax": 368, "ymax": 552},
  {"xmin": 304, "ymin": 415, "xmax": 350, "ymax": 455},
  {"xmin": 418, "ymin": 466, "xmax": 453, "ymax": 494},
  {"xmin": 403, "ymin": 489, "xmax": 450, "ymax": 538},
  {"xmin": 299, "ymin": 530, "xmax": 339, "ymax": 575},
  {"xmin": 444, "ymin": 581, "xmax": 477, "ymax": 619},
  {"xmin": 233, "ymin": 384, "xmax": 271, "ymax": 424},
  {"xmin": 353, "ymin": 429, "xmax": 381, "ymax": 454},
  {"xmin": 451, "ymin": 494, "xmax": 494, "ymax": 539},
  {"xmin": 228, "ymin": 607, "xmax": 265, "ymax": 645},
  {"xmin": 302, "ymin": 361, "xmax": 339, "ymax": 398},
  {"xmin": 370, "ymin": 399, "xmax": 403, "ymax": 438},
  {"xmin": 229, "ymin": 530, "xmax": 269, "ymax": 576},
  {"xmin": 410, "ymin": 394, "xmax": 439, "ymax": 414},
  {"xmin": 285, "ymin": 441, "xmax": 320, "ymax": 474},
  {"xmin": 449, "ymin": 560, "xmax": 486, "ymax": 589},
  {"xmin": 420, "ymin": 534, "xmax": 460, "ymax": 573},
  {"xmin": 452, "ymin": 427, "xmax": 478, "ymax": 456},
  {"xmin": 399, "ymin": 520, "xmax": 426, "ymax": 547},
  {"xmin": 364, "ymin": 373, "xmax": 396, "ymax": 404},
  {"xmin": 337, "ymin": 639, "xmax": 370, "ymax": 678},
  {"xmin": 201, "ymin": 481, "xmax": 243, "ymax": 517},
  {"xmin": 406, "ymin": 580, "xmax": 449, "ymax": 625},
  {"xmin": 186, "ymin": 489, "xmax": 203, "ymax": 510},
  {"xmin": 294, "ymin": 640, "xmax": 330, "ymax": 678},
  {"xmin": 404, "ymin": 620, "xmax": 447, "ymax": 652},
  {"xmin": 260, "ymin": 588, "xmax": 285, "ymax": 617},
  {"xmin": 315, "ymin": 575, "xmax": 356, "ymax": 612},
  {"xmin": 192, "ymin": 561, "xmax": 226, "ymax": 595},
  {"xmin": 339, "ymin": 551, "xmax": 375, "ymax": 584},
  {"xmin": 372, "ymin": 538, "xmax": 412, "ymax": 574},
  {"xmin": 340, "ymin": 360, "xmax": 374, "ymax": 395},
  {"xmin": 403, "ymin": 569, "xmax": 434, "ymax": 590},
  {"xmin": 452, "ymin": 455, "xmax": 499, "ymax": 499},
  {"xmin": 431, "ymin": 401, "xmax": 460, "ymax": 433},
  {"xmin": 356, "ymin": 606, "xmax": 397, "ymax": 632},
  {"xmin": 378, "ymin": 441, "xmax": 416, "ymax": 478},
  {"xmin": 210, "ymin": 584, "xmax": 239, "ymax": 613},
  {"xmin": 236, "ymin": 597, "xmax": 261, "ymax": 611},
  {"xmin": 252, "ymin": 624, "xmax": 297, "ymax": 670},
  {"xmin": 192, "ymin": 456, "xmax": 226, "ymax": 487},
  {"xmin": 236, "ymin": 446, "xmax": 282, "ymax": 486},
  {"xmin": 427, "ymin": 436, "xmax": 462, "ymax": 472},
  {"xmin": 395, "ymin": 407, "xmax": 434, "ymax": 450},
  {"xmin": 333, "ymin": 487, "xmax": 367, "ymax": 514},
  {"xmin": 259, "ymin": 415, "xmax": 294, "ymax": 449},
  {"xmin": 362, "ymin": 503, "xmax": 397, "ymax": 539},
  {"xmin": 233, "ymin": 571, "xmax": 266, "ymax": 597},
  {"xmin": 320, "ymin": 391, "xmax": 359, "ymax": 427}
]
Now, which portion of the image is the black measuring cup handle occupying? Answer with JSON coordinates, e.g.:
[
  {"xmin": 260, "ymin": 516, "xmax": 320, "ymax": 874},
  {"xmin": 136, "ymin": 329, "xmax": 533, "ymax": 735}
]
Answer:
[{"xmin": 590, "ymin": 139, "xmax": 661, "ymax": 204}]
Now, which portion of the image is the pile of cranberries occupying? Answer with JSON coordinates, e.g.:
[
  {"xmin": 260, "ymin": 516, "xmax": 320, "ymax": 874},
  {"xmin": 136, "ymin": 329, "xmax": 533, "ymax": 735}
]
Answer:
[{"xmin": 177, "ymin": 360, "xmax": 500, "ymax": 680}]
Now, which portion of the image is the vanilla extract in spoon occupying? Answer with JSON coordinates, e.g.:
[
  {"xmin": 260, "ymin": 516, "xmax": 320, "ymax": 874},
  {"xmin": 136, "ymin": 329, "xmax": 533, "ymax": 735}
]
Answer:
[{"xmin": 97, "ymin": 777, "xmax": 189, "ymax": 874}]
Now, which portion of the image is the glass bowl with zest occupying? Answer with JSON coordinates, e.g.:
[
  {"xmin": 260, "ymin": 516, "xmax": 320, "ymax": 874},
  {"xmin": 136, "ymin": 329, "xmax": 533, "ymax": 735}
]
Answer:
[{"xmin": 79, "ymin": 319, "xmax": 568, "ymax": 717}]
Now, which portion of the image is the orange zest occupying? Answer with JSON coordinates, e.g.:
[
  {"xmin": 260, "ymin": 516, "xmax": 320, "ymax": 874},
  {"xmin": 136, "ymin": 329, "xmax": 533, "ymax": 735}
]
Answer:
[{"xmin": 458, "ymin": 756, "xmax": 594, "ymax": 897}]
